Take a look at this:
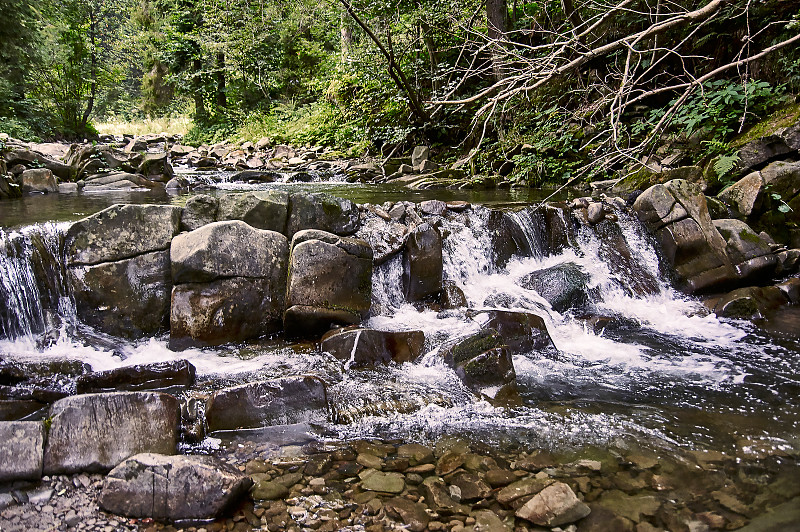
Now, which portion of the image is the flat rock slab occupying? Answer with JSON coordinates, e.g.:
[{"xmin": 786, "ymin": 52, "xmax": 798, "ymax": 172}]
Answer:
[
  {"xmin": 43, "ymin": 392, "xmax": 180, "ymax": 475},
  {"xmin": 76, "ymin": 360, "xmax": 196, "ymax": 394},
  {"xmin": 99, "ymin": 453, "xmax": 252, "ymax": 521},
  {"xmin": 205, "ymin": 376, "xmax": 328, "ymax": 431},
  {"xmin": 66, "ymin": 204, "xmax": 181, "ymax": 266},
  {"xmin": 0, "ymin": 421, "xmax": 45, "ymax": 482}
]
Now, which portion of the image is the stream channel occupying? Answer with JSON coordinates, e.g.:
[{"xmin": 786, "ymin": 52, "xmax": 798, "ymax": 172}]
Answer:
[{"xmin": 1, "ymin": 168, "xmax": 799, "ymax": 526}]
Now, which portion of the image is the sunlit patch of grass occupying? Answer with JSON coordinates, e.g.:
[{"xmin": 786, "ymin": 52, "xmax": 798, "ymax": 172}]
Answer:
[{"xmin": 94, "ymin": 116, "xmax": 192, "ymax": 137}]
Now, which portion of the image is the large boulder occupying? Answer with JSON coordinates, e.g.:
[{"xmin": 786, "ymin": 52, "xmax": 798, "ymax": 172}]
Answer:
[
  {"xmin": 521, "ymin": 262, "xmax": 592, "ymax": 313},
  {"xmin": 0, "ymin": 421, "xmax": 45, "ymax": 482},
  {"xmin": 21, "ymin": 168, "xmax": 58, "ymax": 193},
  {"xmin": 287, "ymin": 192, "xmax": 359, "ymax": 236},
  {"xmin": 99, "ymin": 453, "xmax": 252, "ymax": 521},
  {"xmin": 205, "ymin": 376, "xmax": 328, "ymax": 431},
  {"xmin": 66, "ymin": 204, "xmax": 182, "ymax": 266},
  {"xmin": 69, "ymin": 250, "xmax": 172, "ymax": 338},
  {"xmin": 137, "ymin": 152, "xmax": 173, "ymax": 182},
  {"xmin": 217, "ymin": 190, "xmax": 289, "ymax": 233},
  {"xmin": 709, "ymin": 286, "xmax": 788, "ymax": 319},
  {"xmin": 284, "ymin": 230, "xmax": 372, "ymax": 339},
  {"xmin": 320, "ymin": 328, "xmax": 425, "ymax": 367},
  {"xmin": 634, "ymin": 180, "xmax": 735, "ymax": 293},
  {"xmin": 43, "ymin": 392, "xmax": 180, "ymax": 474},
  {"xmin": 81, "ymin": 171, "xmax": 163, "ymax": 191},
  {"xmin": 180, "ymin": 194, "xmax": 219, "ymax": 231},
  {"xmin": 169, "ymin": 221, "xmax": 288, "ymax": 348},
  {"xmin": 76, "ymin": 360, "xmax": 196, "ymax": 394},
  {"xmin": 403, "ymin": 223, "xmax": 443, "ymax": 301},
  {"xmin": 713, "ymin": 219, "xmax": 777, "ymax": 282}
]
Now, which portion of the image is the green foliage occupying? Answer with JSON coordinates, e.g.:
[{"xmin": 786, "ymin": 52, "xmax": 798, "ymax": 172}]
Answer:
[{"xmin": 713, "ymin": 151, "xmax": 740, "ymax": 180}]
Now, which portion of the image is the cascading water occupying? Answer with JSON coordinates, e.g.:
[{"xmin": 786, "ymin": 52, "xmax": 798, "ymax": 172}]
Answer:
[
  {"xmin": 0, "ymin": 223, "xmax": 75, "ymax": 343},
  {"xmin": 0, "ymin": 201, "xmax": 798, "ymax": 457}
]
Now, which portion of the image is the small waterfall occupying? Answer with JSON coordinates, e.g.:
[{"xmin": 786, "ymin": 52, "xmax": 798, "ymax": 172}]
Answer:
[
  {"xmin": 0, "ymin": 223, "xmax": 75, "ymax": 342},
  {"xmin": 504, "ymin": 207, "xmax": 548, "ymax": 258}
]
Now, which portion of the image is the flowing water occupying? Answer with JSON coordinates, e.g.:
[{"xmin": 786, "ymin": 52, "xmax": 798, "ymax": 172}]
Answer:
[{"xmin": 1, "ymin": 180, "xmax": 799, "ymax": 465}]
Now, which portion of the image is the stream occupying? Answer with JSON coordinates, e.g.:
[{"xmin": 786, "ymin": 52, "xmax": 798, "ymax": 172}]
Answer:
[{"xmin": 1, "ymin": 168, "xmax": 799, "ymax": 465}]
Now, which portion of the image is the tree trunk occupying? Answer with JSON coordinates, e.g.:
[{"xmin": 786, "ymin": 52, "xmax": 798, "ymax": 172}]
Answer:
[
  {"xmin": 80, "ymin": 9, "xmax": 97, "ymax": 131},
  {"xmin": 340, "ymin": 10, "xmax": 352, "ymax": 58},
  {"xmin": 487, "ymin": 0, "xmax": 507, "ymax": 80},
  {"xmin": 193, "ymin": 58, "xmax": 206, "ymax": 121},
  {"xmin": 420, "ymin": 22, "xmax": 439, "ymax": 93},
  {"xmin": 215, "ymin": 52, "xmax": 226, "ymax": 110}
]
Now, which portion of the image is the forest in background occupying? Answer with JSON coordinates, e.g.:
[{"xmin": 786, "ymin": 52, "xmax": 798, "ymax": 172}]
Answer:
[{"xmin": 1, "ymin": 0, "xmax": 799, "ymax": 185}]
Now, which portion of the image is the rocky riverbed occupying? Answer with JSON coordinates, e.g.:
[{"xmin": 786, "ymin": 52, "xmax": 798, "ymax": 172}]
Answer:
[{"xmin": 2, "ymin": 433, "xmax": 799, "ymax": 532}]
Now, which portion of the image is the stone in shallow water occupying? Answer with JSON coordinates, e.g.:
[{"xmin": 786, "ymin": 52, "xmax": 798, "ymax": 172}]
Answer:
[
  {"xmin": 320, "ymin": 327, "xmax": 425, "ymax": 367},
  {"xmin": 515, "ymin": 481, "xmax": 591, "ymax": 526},
  {"xmin": 205, "ymin": 376, "xmax": 328, "ymax": 431},
  {"xmin": 360, "ymin": 471, "xmax": 405, "ymax": 493},
  {"xmin": 384, "ymin": 497, "xmax": 430, "ymax": 531},
  {"xmin": 99, "ymin": 453, "xmax": 252, "ymax": 521},
  {"xmin": 75, "ymin": 360, "xmax": 196, "ymax": 393}
]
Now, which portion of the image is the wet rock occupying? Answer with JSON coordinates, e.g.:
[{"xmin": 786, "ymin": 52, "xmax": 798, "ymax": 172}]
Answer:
[
  {"xmin": 485, "ymin": 469, "xmax": 517, "ymax": 488},
  {"xmin": 230, "ymin": 169, "xmax": 280, "ymax": 182},
  {"xmin": 497, "ymin": 477, "xmax": 554, "ymax": 505},
  {"xmin": 358, "ymin": 217, "xmax": 407, "ymax": 264},
  {"xmin": 0, "ymin": 399, "xmax": 46, "ymax": 421},
  {"xmin": 76, "ymin": 360, "xmax": 196, "ymax": 394},
  {"xmin": 441, "ymin": 281, "xmax": 468, "ymax": 309},
  {"xmin": 596, "ymin": 490, "xmax": 660, "ymax": 523},
  {"xmin": 218, "ymin": 191, "xmax": 289, "ymax": 233},
  {"xmin": 287, "ymin": 192, "xmax": 359, "ymax": 236},
  {"xmin": 171, "ymin": 220, "xmax": 288, "ymax": 283},
  {"xmin": 361, "ymin": 471, "xmax": 405, "ymax": 493},
  {"xmin": 515, "ymin": 481, "xmax": 591, "ymax": 527},
  {"xmin": 99, "ymin": 453, "xmax": 252, "ymax": 521},
  {"xmin": 69, "ymin": 250, "xmax": 172, "ymax": 338},
  {"xmin": 252, "ymin": 480, "xmax": 290, "ymax": 500},
  {"xmin": 397, "ymin": 443, "xmax": 435, "ymax": 466},
  {"xmin": 710, "ymin": 286, "xmax": 788, "ymax": 319},
  {"xmin": 777, "ymin": 277, "xmax": 800, "ymax": 303},
  {"xmin": 284, "ymin": 231, "xmax": 372, "ymax": 338},
  {"xmin": 180, "ymin": 194, "xmax": 218, "ymax": 231},
  {"xmin": 205, "ymin": 376, "xmax": 328, "ymax": 431},
  {"xmin": 472, "ymin": 509, "xmax": 512, "ymax": 531},
  {"xmin": 384, "ymin": 497, "xmax": 430, "ymax": 531},
  {"xmin": 421, "ymin": 477, "xmax": 469, "ymax": 514},
  {"xmin": 81, "ymin": 171, "xmax": 162, "ymax": 191},
  {"xmin": 66, "ymin": 204, "xmax": 182, "ymax": 266},
  {"xmin": 521, "ymin": 262, "xmax": 591, "ymax": 313},
  {"xmin": 43, "ymin": 392, "xmax": 180, "ymax": 474},
  {"xmin": 420, "ymin": 200, "xmax": 446, "ymax": 216},
  {"xmin": 592, "ymin": 219, "xmax": 661, "ymax": 297},
  {"xmin": 634, "ymin": 180, "xmax": 735, "ymax": 293},
  {"xmin": 21, "ymin": 168, "xmax": 58, "ymax": 193},
  {"xmin": 469, "ymin": 309, "xmax": 556, "ymax": 354},
  {"xmin": 137, "ymin": 152, "xmax": 173, "ymax": 182},
  {"xmin": 713, "ymin": 218, "xmax": 776, "ymax": 279},
  {"xmin": 320, "ymin": 327, "xmax": 425, "ymax": 367},
  {"xmin": 403, "ymin": 223, "xmax": 443, "ymax": 301},
  {"xmin": 587, "ymin": 202, "xmax": 605, "ymax": 224},
  {"xmin": 0, "ymin": 421, "xmax": 45, "ymax": 482},
  {"xmin": 441, "ymin": 329, "xmax": 518, "ymax": 401},
  {"xmin": 577, "ymin": 504, "xmax": 635, "ymax": 532},
  {"xmin": 450, "ymin": 472, "xmax": 492, "ymax": 501}
]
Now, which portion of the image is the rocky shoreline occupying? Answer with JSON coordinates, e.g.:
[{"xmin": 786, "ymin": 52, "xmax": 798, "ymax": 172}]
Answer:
[{"xmin": 2, "ymin": 432, "xmax": 799, "ymax": 532}]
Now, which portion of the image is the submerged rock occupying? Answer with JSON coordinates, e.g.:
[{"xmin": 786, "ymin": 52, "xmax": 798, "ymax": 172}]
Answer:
[
  {"xmin": 320, "ymin": 327, "xmax": 425, "ymax": 367},
  {"xmin": 441, "ymin": 329, "xmax": 518, "ymax": 402},
  {"xmin": 99, "ymin": 453, "xmax": 252, "ymax": 521},
  {"xmin": 43, "ymin": 392, "xmax": 180, "ymax": 474},
  {"xmin": 469, "ymin": 309, "xmax": 556, "ymax": 354},
  {"xmin": 205, "ymin": 376, "xmax": 328, "ymax": 431},
  {"xmin": 515, "ymin": 481, "xmax": 591, "ymax": 526}
]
